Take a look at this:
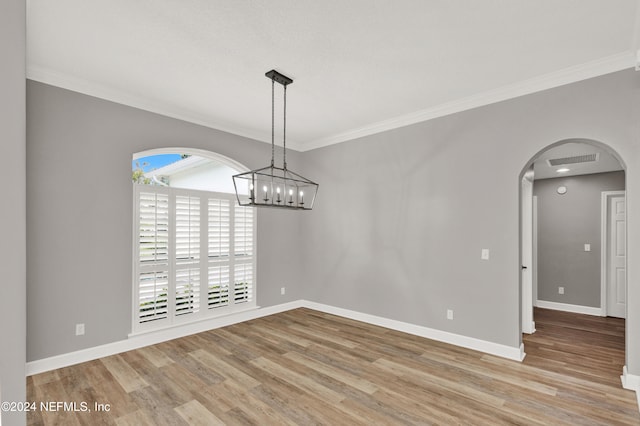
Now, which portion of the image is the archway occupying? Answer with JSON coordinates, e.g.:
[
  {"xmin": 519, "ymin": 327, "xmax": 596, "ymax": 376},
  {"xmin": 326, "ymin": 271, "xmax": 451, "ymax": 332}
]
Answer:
[{"xmin": 519, "ymin": 138, "xmax": 627, "ymax": 375}]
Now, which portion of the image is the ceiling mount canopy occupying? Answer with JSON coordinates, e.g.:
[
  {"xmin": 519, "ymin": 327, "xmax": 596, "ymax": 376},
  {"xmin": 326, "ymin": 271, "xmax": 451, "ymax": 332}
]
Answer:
[{"xmin": 233, "ymin": 70, "xmax": 319, "ymax": 210}]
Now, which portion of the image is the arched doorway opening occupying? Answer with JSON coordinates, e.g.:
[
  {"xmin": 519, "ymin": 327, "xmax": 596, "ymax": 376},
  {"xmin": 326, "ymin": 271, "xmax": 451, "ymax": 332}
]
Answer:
[{"xmin": 519, "ymin": 138, "xmax": 627, "ymax": 380}]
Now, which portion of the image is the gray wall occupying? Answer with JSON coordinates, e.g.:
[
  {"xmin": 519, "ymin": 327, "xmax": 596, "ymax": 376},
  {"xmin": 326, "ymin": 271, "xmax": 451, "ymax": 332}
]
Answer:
[
  {"xmin": 0, "ymin": 0, "xmax": 26, "ymax": 425},
  {"xmin": 26, "ymin": 69, "xmax": 640, "ymax": 376},
  {"xmin": 534, "ymin": 172, "xmax": 625, "ymax": 307},
  {"xmin": 301, "ymin": 69, "xmax": 640, "ymax": 356},
  {"xmin": 26, "ymin": 81, "xmax": 303, "ymax": 361}
]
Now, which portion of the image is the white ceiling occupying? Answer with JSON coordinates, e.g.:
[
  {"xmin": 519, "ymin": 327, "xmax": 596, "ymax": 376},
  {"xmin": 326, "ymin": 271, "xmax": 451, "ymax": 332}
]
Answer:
[{"xmin": 27, "ymin": 1, "xmax": 640, "ymax": 151}]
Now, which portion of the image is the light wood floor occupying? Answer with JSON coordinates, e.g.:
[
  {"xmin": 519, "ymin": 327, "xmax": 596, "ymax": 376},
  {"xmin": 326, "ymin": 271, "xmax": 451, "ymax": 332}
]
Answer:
[
  {"xmin": 28, "ymin": 308, "xmax": 639, "ymax": 425},
  {"xmin": 523, "ymin": 307, "xmax": 627, "ymax": 388}
]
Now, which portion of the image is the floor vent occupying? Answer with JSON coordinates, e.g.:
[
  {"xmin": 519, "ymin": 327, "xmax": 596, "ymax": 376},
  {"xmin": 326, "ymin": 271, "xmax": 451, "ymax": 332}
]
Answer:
[{"xmin": 547, "ymin": 153, "xmax": 599, "ymax": 167}]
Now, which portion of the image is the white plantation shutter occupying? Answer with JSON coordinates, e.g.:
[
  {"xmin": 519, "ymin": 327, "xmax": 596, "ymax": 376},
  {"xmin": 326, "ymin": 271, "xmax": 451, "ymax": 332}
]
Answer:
[
  {"xmin": 234, "ymin": 206, "xmax": 254, "ymax": 303},
  {"xmin": 174, "ymin": 194, "xmax": 200, "ymax": 317},
  {"xmin": 234, "ymin": 206, "xmax": 254, "ymax": 257},
  {"xmin": 208, "ymin": 199, "xmax": 230, "ymax": 259},
  {"xmin": 138, "ymin": 191, "xmax": 169, "ymax": 264},
  {"xmin": 137, "ymin": 190, "xmax": 170, "ymax": 325},
  {"xmin": 175, "ymin": 195, "xmax": 200, "ymax": 262},
  {"xmin": 208, "ymin": 199, "xmax": 231, "ymax": 308},
  {"xmin": 133, "ymin": 185, "xmax": 256, "ymax": 332}
]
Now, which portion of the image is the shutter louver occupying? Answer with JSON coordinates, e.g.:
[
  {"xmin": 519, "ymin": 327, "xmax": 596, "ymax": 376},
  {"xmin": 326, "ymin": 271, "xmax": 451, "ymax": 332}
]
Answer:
[
  {"xmin": 208, "ymin": 265, "xmax": 230, "ymax": 308},
  {"xmin": 234, "ymin": 206, "xmax": 253, "ymax": 257},
  {"xmin": 138, "ymin": 271, "xmax": 169, "ymax": 322},
  {"xmin": 174, "ymin": 195, "xmax": 201, "ymax": 317},
  {"xmin": 234, "ymin": 263, "xmax": 253, "ymax": 303},
  {"xmin": 175, "ymin": 268, "xmax": 200, "ymax": 315},
  {"xmin": 175, "ymin": 195, "xmax": 200, "ymax": 263},
  {"xmin": 233, "ymin": 205, "xmax": 253, "ymax": 304},
  {"xmin": 138, "ymin": 192, "xmax": 169, "ymax": 264},
  {"xmin": 208, "ymin": 198, "xmax": 231, "ymax": 309},
  {"xmin": 208, "ymin": 199, "xmax": 230, "ymax": 259}
]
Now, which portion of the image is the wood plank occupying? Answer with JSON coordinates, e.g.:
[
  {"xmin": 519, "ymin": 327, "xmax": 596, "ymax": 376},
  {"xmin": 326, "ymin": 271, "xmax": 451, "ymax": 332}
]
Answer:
[
  {"xmin": 114, "ymin": 409, "xmax": 155, "ymax": 426},
  {"xmin": 136, "ymin": 345, "xmax": 175, "ymax": 368},
  {"xmin": 100, "ymin": 355, "xmax": 149, "ymax": 393},
  {"xmin": 189, "ymin": 349, "xmax": 260, "ymax": 389},
  {"xmin": 174, "ymin": 400, "xmax": 225, "ymax": 426},
  {"xmin": 282, "ymin": 351, "xmax": 378, "ymax": 394},
  {"xmin": 250, "ymin": 356, "xmax": 345, "ymax": 404}
]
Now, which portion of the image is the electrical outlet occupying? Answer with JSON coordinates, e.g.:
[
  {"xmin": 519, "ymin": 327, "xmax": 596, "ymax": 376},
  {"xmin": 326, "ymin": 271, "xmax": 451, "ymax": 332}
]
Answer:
[
  {"xmin": 76, "ymin": 323, "xmax": 85, "ymax": 336},
  {"xmin": 447, "ymin": 309, "xmax": 454, "ymax": 320},
  {"xmin": 558, "ymin": 287, "xmax": 564, "ymax": 295},
  {"xmin": 280, "ymin": 287, "xmax": 286, "ymax": 295}
]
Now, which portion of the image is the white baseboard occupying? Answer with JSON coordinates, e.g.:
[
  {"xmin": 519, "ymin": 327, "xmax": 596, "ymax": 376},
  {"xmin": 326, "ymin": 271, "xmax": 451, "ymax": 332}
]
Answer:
[
  {"xmin": 536, "ymin": 300, "xmax": 604, "ymax": 316},
  {"xmin": 27, "ymin": 299, "xmax": 525, "ymax": 375},
  {"xmin": 300, "ymin": 301, "xmax": 524, "ymax": 362},
  {"xmin": 523, "ymin": 321, "xmax": 536, "ymax": 335},
  {"xmin": 621, "ymin": 365, "xmax": 640, "ymax": 407},
  {"xmin": 26, "ymin": 301, "xmax": 303, "ymax": 376}
]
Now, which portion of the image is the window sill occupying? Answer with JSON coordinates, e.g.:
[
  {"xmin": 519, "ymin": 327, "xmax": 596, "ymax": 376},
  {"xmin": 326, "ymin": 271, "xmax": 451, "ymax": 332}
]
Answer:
[{"xmin": 128, "ymin": 304, "xmax": 260, "ymax": 339}]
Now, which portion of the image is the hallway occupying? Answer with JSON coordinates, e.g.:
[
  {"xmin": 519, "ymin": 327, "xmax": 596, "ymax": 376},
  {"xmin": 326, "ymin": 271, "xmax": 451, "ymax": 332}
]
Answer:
[{"xmin": 523, "ymin": 307, "xmax": 626, "ymax": 388}]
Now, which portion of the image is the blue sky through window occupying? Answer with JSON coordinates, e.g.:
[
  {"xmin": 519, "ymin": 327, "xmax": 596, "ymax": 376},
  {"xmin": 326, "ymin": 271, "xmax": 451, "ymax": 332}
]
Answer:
[{"xmin": 132, "ymin": 154, "xmax": 182, "ymax": 172}]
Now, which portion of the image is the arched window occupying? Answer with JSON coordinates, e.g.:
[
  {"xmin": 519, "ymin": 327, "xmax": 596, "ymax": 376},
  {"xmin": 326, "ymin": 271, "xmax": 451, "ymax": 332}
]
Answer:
[{"xmin": 132, "ymin": 148, "xmax": 256, "ymax": 333}]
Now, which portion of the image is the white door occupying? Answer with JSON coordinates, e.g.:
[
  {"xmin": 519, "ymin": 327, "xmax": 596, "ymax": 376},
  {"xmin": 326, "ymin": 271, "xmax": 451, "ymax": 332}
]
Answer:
[
  {"xmin": 521, "ymin": 171, "xmax": 535, "ymax": 334},
  {"xmin": 607, "ymin": 193, "xmax": 626, "ymax": 318}
]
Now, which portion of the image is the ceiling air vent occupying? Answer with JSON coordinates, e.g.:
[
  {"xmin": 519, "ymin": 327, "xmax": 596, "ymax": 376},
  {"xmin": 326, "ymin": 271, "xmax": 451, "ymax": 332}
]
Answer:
[{"xmin": 547, "ymin": 153, "xmax": 599, "ymax": 167}]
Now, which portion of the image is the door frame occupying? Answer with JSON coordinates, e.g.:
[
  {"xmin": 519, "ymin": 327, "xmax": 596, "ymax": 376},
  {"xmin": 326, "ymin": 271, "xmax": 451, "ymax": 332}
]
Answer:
[
  {"xmin": 532, "ymin": 195, "xmax": 538, "ymax": 307},
  {"xmin": 601, "ymin": 190, "xmax": 626, "ymax": 316},
  {"xmin": 520, "ymin": 169, "xmax": 535, "ymax": 334}
]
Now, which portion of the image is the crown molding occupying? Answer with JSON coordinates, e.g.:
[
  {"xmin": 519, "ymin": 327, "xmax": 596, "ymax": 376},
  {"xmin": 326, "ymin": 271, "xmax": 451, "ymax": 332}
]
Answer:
[
  {"xmin": 28, "ymin": 51, "xmax": 635, "ymax": 153},
  {"xmin": 299, "ymin": 51, "xmax": 636, "ymax": 152}
]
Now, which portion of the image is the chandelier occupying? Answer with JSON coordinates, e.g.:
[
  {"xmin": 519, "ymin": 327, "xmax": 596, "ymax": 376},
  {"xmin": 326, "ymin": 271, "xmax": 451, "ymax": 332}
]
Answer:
[{"xmin": 232, "ymin": 70, "xmax": 319, "ymax": 210}]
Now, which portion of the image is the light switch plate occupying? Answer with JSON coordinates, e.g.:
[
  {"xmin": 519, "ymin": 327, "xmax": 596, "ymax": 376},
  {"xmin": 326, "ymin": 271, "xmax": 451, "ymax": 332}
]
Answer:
[
  {"xmin": 481, "ymin": 249, "xmax": 490, "ymax": 260},
  {"xmin": 584, "ymin": 244, "xmax": 591, "ymax": 252}
]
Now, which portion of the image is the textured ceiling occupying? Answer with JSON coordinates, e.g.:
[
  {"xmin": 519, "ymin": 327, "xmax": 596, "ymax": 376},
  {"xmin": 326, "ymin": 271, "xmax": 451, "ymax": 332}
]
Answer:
[{"xmin": 27, "ymin": 1, "xmax": 640, "ymax": 151}]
